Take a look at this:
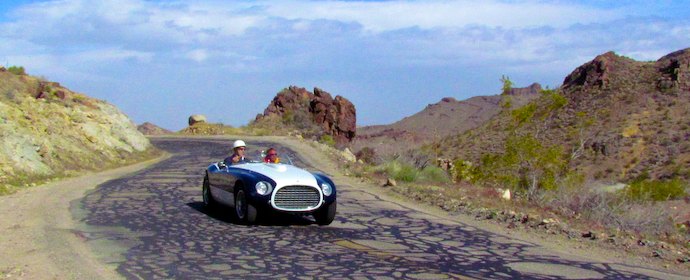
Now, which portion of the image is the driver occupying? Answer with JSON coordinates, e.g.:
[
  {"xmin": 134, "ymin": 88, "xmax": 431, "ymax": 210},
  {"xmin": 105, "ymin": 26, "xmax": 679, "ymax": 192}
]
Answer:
[{"xmin": 224, "ymin": 140, "xmax": 251, "ymax": 165}]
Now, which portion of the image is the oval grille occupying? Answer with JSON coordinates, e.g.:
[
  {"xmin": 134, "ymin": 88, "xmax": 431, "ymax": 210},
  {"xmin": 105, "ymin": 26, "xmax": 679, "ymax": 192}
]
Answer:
[{"xmin": 274, "ymin": 185, "xmax": 321, "ymax": 210}]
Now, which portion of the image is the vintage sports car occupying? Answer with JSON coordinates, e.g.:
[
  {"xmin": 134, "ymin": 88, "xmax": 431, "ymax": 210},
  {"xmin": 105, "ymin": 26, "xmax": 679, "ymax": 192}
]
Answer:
[{"xmin": 202, "ymin": 156, "xmax": 337, "ymax": 225}]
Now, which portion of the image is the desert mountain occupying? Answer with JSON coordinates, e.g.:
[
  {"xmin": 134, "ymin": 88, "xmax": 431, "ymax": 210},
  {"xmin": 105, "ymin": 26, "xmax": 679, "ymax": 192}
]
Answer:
[
  {"xmin": 138, "ymin": 122, "xmax": 172, "ymax": 135},
  {"xmin": 432, "ymin": 48, "xmax": 690, "ymax": 182},
  {"xmin": 0, "ymin": 67, "xmax": 154, "ymax": 190},
  {"xmin": 252, "ymin": 86, "xmax": 356, "ymax": 146},
  {"xmin": 353, "ymin": 83, "xmax": 541, "ymax": 159}
]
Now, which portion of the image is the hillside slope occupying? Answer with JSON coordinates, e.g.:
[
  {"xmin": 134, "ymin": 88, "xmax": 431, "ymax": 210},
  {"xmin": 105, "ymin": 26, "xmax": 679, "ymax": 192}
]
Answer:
[
  {"xmin": 353, "ymin": 83, "xmax": 541, "ymax": 159},
  {"xmin": 433, "ymin": 48, "xmax": 690, "ymax": 182},
  {"xmin": 0, "ymin": 68, "xmax": 154, "ymax": 192}
]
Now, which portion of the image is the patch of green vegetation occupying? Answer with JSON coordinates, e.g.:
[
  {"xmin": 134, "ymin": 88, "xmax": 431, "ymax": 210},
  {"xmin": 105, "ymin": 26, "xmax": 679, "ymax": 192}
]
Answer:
[
  {"xmin": 419, "ymin": 165, "xmax": 451, "ymax": 183},
  {"xmin": 472, "ymin": 134, "xmax": 569, "ymax": 198},
  {"xmin": 320, "ymin": 134, "xmax": 335, "ymax": 147},
  {"xmin": 623, "ymin": 173, "xmax": 687, "ymax": 201},
  {"xmin": 500, "ymin": 75, "xmax": 513, "ymax": 95},
  {"xmin": 511, "ymin": 103, "xmax": 537, "ymax": 126},
  {"xmin": 7, "ymin": 65, "xmax": 26, "ymax": 75},
  {"xmin": 451, "ymin": 159, "xmax": 475, "ymax": 182}
]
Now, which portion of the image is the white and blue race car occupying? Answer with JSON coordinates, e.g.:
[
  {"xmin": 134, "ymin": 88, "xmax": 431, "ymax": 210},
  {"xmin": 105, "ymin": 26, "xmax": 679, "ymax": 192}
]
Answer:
[{"xmin": 202, "ymin": 155, "xmax": 337, "ymax": 225}]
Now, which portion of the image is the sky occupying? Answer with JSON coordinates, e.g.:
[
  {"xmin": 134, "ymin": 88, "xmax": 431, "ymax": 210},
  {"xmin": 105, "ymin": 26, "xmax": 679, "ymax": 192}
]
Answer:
[{"xmin": 1, "ymin": 0, "xmax": 689, "ymax": 130}]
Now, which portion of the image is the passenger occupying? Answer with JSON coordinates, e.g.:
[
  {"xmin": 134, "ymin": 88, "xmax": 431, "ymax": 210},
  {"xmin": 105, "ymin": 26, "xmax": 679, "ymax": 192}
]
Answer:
[
  {"xmin": 263, "ymin": 148, "xmax": 280, "ymax": 163},
  {"xmin": 224, "ymin": 140, "xmax": 251, "ymax": 165}
]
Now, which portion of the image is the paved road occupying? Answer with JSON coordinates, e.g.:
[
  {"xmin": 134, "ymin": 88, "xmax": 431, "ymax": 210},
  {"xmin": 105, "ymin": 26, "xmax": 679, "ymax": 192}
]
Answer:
[{"xmin": 76, "ymin": 138, "xmax": 686, "ymax": 279}]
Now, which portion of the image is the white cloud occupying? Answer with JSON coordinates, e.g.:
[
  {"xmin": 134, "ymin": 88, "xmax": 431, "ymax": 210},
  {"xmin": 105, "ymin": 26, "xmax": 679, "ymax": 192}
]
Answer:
[{"xmin": 0, "ymin": 0, "xmax": 688, "ymax": 129}]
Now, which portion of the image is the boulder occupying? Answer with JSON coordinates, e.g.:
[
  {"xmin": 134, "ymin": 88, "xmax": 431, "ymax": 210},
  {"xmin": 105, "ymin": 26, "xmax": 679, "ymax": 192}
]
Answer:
[
  {"xmin": 188, "ymin": 114, "xmax": 207, "ymax": 126},
  {"xmin": 384, "ymin": 178, "xmax": 397, "ymax": 187},
  {"xmin": 341, "ymin": 148, "xmax": 356, "ymax": 162}
]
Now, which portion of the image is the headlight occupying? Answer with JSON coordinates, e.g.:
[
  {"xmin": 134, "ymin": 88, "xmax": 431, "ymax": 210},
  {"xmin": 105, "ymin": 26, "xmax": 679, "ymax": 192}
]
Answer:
[
  {"xmin": 255, "ymin": 181, "xmax": 272, "ymax": 195},
  {"xmin": 321, "ymin": 182, "xmax": 333, "ymax": 196}
]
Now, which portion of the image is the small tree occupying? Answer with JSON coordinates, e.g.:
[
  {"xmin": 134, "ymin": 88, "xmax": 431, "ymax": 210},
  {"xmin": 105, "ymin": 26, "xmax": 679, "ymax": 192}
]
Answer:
[{"xmin": 500, "ymin": 75, "xmax": 513, "ymax": 95}]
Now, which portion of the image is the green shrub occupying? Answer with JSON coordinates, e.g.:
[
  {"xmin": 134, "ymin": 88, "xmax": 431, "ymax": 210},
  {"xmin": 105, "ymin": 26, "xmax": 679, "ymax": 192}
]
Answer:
[
  {"xmin": 378, "ymin": 160, "xmax": 419, "ymax": 183},
  {"xmin": 473, "ymin": 134, "xmax": 568, "ymax": 199},
  {"xmin": 623, "ymin": 178, "xmax": 687, "ymax": 201},
  {"xmin": 500, "ymin": 75, "xmax": 513, "ymax": 95},
  {"xmin": 320, "ymin": 134, "xmax": 335, "ymax": 147},
  {"xmin": 7, "ymin": 65, "xmax": 25, "ymax": 75},
  {"xmin": 451, "ymin": 159, "xmax": 476, "ymax": 182},
  {"xmin": 395, "ymin": 163, "xmax": 419, "ymax": 182},
  {"xmin": 511, "ymin": 103, "xmax": 537, "ymax": 125},
  {"xmin": 419, "ymin": 165, "xmax": 450, "ymax": 183}
]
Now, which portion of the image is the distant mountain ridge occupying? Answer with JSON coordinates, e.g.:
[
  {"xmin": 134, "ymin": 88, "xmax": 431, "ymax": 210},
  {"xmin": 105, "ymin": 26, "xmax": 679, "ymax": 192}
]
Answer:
[
  {"xmin": 433, "ymin": 48, "xmax": 690, "ymax": 182},
  {"xmin": 353, "ymin": 83, "xmax": 541, "ymax": 158}
]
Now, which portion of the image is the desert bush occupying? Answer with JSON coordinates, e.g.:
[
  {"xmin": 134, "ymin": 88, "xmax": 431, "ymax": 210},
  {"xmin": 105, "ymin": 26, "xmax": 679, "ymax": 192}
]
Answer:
[
  {"xmin": 511, "ymin": 103, "xmax": 537, "ymax": 125},
  {"xmin": 320, "ymin": 134, "xmax": 335, "ymax": 147},
  {"xmin": 500, "ymin": 75, "xmax": 513, "ymax": 95},
  {"xmin": 419, "ymin": 165, "xmax": 450, "ymax": 183},
  {"xmin": 451, "ymin": 159, "xmax": 475, "ymax": 182},
  {"xmin": 544, "ymin": 184, "xmax": 677, "ymax": 236},
  {"xmin": 355, "ymin": 147, "xmax": 378, "ymax": 164},
  {"xmin": 7, "ymin": 65, "xmax": 25, "ymax": 75},
  {"xmin": 623, "ymin": 178, "xmax": 687, "ymax": 201},
  {"xmin": 473, "ymin": 134, "xmax": 568, "ymax": 199},
  {"xmin": 377, "ymin": 160, "xmax": 419, "ymax": 182}
]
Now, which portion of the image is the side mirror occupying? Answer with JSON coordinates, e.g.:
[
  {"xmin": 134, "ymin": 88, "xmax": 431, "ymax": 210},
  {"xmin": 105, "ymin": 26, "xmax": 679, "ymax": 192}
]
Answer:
[{"xmin": 218, "ymin": 161, "xmax": 227, "ymax": 169}]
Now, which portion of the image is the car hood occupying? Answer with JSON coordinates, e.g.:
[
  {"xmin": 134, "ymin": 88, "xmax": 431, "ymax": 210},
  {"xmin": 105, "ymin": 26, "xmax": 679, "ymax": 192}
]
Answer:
[{"xmin": 233, "ymin": 163, "xmax": 318, "ymax": 187}]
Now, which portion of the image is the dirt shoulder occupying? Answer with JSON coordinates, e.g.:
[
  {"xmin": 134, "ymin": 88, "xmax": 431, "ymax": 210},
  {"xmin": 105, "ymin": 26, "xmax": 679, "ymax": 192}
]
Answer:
[{"xmin": 0, "ymin": 153, "xmax": 170, "ymax": 279}]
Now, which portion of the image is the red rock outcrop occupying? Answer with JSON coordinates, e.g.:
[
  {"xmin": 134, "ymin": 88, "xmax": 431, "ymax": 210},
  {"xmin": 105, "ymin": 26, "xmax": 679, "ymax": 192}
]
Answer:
[{"xmin": 257, "ymin": 86, "xmax": 356, "ymax": 145}]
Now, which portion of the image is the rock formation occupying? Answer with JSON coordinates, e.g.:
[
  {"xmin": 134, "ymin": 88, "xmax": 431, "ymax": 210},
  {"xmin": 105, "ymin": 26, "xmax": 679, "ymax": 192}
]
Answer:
[
  {"xmin": 138, "ymin": 122, "xmax": 173, "ymax": 135},
  {"xmin": 0, "ymin": 70, "xmax": 154, "ymax": 191},
  {"xmin": 256, "ymin": 86, "xmax": 356, "ymax": 145},
  {"xmin": 188, "ymin": 114, "xmax": 207, "ymax": 126}
]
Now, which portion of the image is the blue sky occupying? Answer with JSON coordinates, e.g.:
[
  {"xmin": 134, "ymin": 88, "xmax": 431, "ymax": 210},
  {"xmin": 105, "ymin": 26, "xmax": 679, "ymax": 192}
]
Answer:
[{"xmin": 1, "ymin": 0, "xmax": 689, "ymax": 130}]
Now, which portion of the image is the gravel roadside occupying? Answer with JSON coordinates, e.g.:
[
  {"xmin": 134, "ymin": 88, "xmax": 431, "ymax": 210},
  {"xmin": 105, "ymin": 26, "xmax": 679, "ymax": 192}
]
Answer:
[{"xmin": 0, "ymin": 154, "xmax": 170, "ymax": 279}]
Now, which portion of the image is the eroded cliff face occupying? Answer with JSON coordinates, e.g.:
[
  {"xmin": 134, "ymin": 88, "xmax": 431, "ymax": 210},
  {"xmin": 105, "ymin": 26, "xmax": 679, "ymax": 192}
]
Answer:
[
  {"xmin": 0, "ymin": 68, "xmax": 153, "ymax": 189},
  {"xmin": 256, "ymin": 86, "xmax": 356, "ymax": 146}
]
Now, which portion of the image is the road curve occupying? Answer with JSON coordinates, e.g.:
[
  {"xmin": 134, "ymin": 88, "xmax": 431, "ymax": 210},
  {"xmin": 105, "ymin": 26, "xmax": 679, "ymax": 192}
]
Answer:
[{"xmin": 77, "ymin": 137, "xmax": 688, "ymax": 279}]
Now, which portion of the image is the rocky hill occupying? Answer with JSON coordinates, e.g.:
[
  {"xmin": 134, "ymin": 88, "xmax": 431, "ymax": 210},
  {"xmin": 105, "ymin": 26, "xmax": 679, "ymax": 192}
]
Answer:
[
  {"xmin": 137, "ymin": 122, "xmax": 172, "ymax": 135},
  {"xmin": 252, "ymin": 86, "xmax": 356, "ymax": 146},
  {"xmin": 0, "ymin": 68, "xmax": 155, "ymax": 193},
  {"xmin": 353, "ymin": 83, "xmax": 541, "ymax": 160},
  {"xmin": 432, "ymin": 48, "xmax": 690, "ymax": 182}
]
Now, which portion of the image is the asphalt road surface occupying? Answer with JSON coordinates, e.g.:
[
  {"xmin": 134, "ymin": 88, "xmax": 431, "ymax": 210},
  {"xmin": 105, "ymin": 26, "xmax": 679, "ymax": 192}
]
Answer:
[{"xmin": 76, "ymin": 138, "xmax": 687, "ymax": 279}]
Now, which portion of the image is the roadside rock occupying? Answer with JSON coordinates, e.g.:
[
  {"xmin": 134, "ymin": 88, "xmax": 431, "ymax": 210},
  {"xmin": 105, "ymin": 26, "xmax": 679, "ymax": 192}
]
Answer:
[
  {"xmin": 341, "ymin": 148, "xmax": 356, "ymax": 162},
  {"xmin": 188, "ymin": 114, "xmax": 207, "ymax": 126},
  {"xmin": 384, "ymin": 178, "xmax": 397, "ymax": 187}
]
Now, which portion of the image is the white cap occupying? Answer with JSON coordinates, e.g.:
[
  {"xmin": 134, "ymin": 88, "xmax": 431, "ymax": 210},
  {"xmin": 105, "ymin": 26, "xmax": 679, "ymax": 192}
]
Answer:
[{"xmin": 232, "ymin": 140, "xmax": 246, "ymax": 149}]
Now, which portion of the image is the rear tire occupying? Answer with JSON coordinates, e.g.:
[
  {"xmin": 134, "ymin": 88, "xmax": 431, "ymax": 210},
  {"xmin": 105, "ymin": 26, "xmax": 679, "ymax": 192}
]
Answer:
[
  {"xmin": 202, "ymin": 174, "xmax": 216, "ymax": 209},
  {"xmin": 314, "ymin": 200, "xmax": 337, "ymax": 225},
  {"xmin": 235, "ymin": 188, "xmax": 258, "ymax": 224}
]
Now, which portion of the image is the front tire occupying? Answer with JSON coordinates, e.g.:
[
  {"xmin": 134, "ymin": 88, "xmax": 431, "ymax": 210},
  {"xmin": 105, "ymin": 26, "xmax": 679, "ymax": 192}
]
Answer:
[
  {"xmin": 235, "ymin": 188, "xmax": 258, "ymax": 224},
  {"xmin": 202, "ymin": 174, "xmax": 216, "ymax": 209},
  {"xmin": 314, "ymin": 200, "xmax": 337, "ymax": 225}
]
